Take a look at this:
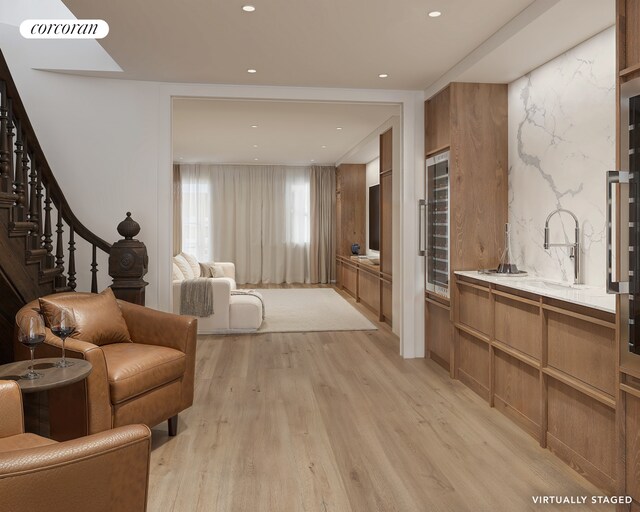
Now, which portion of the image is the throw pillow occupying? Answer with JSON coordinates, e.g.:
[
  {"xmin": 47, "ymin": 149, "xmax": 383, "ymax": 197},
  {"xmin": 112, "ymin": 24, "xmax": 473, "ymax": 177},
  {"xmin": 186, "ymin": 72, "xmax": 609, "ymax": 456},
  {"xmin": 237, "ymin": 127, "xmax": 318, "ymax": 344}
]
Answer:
[
  {"xmin": 174, "ymin": 254, "xmax": 194, "ymax": 280},
  {"xmin": 180, "ymin": 252, "xmax": 201, "ymax": 278},
  {"xmin": 39, "ymin": 288, "xmax": 132, "ymax": 346},
  {"xmin": 172, "ymin": 262, "xmax": 184, "ymax": 281}
]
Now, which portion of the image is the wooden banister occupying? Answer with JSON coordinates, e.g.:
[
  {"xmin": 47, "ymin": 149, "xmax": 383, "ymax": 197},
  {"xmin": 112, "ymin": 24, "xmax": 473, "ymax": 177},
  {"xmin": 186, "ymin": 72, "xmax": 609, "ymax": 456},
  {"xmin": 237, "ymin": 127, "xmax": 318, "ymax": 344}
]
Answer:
[{"xmin": 0, "ymin": 49, "xmax": 147, "ymax": 305}]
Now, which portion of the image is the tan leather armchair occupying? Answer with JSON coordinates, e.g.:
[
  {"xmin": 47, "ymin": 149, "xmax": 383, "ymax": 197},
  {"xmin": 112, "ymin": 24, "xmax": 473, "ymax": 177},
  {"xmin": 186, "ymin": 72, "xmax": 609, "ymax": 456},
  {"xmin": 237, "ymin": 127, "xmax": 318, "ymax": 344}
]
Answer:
[
  {"xmin": 0, "ymin": 380, "xmax": 151, "ymax": 512},
  {"xmin": 14, "ymin": 294, "xmax": 197, "ymax": 441}
]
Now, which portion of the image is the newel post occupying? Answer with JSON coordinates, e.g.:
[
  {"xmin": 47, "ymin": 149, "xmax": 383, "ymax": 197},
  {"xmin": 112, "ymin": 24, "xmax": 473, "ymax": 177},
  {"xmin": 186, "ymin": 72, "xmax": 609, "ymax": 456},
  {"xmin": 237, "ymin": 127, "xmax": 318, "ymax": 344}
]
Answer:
[{"xmin": 109, "ymin": 212, "xmax": 148, "ymax": 305}]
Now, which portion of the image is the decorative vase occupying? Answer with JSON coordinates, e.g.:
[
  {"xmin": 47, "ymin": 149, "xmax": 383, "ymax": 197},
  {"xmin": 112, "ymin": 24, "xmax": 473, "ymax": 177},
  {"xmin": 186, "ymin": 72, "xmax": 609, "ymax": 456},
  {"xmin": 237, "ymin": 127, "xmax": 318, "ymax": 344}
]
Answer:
[{"xmin": 351, "ymin": 243, "xmax": 360, "ymax": 255}]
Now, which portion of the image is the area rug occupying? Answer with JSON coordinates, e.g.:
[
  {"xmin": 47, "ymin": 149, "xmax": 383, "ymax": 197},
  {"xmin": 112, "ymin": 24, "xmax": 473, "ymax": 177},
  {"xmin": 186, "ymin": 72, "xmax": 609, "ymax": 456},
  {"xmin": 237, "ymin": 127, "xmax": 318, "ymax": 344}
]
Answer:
[{"xmin": 255, "ymin": 288, "xmax": 377, "ymax": 333}]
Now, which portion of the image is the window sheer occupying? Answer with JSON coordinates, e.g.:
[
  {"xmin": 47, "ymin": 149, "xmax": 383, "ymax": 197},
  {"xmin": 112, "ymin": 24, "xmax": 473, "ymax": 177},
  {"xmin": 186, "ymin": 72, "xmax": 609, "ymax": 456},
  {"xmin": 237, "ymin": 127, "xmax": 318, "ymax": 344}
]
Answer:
[{"xmin": 180, "ymin": 164, "xmax": 312, "ymax": 284}]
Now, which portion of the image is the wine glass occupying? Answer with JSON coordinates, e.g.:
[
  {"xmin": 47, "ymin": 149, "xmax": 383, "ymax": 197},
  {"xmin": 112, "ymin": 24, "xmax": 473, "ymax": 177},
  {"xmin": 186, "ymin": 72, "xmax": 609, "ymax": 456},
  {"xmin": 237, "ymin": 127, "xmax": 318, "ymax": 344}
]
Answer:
[
  {"xmin": 18, "ymin": 314, "xmax": 46, "ymax": 380},
  {"xmin": 50, "ymin": 307, "xmax": 76, "ymax": 368}
]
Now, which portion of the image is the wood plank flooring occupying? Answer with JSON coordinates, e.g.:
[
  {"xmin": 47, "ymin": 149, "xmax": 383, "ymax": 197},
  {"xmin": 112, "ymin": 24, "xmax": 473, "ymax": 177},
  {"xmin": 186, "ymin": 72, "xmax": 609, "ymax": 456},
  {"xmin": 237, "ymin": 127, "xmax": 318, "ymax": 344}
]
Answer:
[{"xmin": 147, "ymin": 288, "xmax": 611, "ymax": 512}]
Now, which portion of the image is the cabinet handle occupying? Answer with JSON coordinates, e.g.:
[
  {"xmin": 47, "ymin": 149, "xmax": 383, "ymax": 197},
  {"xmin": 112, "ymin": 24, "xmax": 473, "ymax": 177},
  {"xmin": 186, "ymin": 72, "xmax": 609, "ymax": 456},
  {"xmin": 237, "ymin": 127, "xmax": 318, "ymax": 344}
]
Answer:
[
  {"xmin": 418, "ymin": 200, "xmax": 426, "ymax": 256},
  {"xmin": 607, "ymin": 170, "xmax": 630, "ymax": 294}
]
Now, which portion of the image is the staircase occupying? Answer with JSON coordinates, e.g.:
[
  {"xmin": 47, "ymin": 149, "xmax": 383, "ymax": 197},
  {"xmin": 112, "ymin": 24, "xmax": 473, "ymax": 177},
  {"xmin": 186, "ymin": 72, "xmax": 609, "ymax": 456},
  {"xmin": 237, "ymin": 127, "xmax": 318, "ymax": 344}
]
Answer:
[{"xmin": 0, "ymin": 50, "xmax": 144, "ymax": 363}]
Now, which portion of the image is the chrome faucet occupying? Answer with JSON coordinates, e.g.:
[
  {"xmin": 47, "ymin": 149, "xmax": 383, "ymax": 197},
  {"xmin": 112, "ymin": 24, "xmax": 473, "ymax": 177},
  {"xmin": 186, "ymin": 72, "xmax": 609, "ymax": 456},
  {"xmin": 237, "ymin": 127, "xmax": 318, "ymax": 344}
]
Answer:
[{"xmin": 543, "ymin": 209, "xmax": 580, "ymax": 284}]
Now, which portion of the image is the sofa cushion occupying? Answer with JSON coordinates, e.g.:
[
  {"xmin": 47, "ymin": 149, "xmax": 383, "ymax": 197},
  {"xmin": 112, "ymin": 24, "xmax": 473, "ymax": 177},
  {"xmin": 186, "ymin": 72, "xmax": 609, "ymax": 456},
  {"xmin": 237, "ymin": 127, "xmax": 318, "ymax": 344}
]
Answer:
[
  {"xmin": 172, "ymin": 262, "xmax": 184, "ymax": 281},
  {"xmin": 101, "ymin": 343, "xmax": 186, "ymax": 404},
  {"xmin": 39, "ymin": 288, "xmax": 132, "ymax": 346},
  {"xmin": 181, "ymin": 252, "xmax": 201, "ymax": 278},
  {"xmin": 173, "ymin": 254, "xmax": 194, "ymax": 280}
]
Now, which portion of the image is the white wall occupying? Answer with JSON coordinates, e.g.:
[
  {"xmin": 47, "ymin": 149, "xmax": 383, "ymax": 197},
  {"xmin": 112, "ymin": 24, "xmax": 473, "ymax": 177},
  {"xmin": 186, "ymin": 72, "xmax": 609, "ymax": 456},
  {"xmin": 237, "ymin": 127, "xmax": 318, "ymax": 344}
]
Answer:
[
  {"xmin": 508, "ymin": 27, "xmax": 615, "ymax": 286},
  {"xmin": 365, "ymin": 157, "xmax": 380, "ymax": 255},
  {"xmin": 0, "ymin": 29, "xmax": 426, "ymax": 357}
]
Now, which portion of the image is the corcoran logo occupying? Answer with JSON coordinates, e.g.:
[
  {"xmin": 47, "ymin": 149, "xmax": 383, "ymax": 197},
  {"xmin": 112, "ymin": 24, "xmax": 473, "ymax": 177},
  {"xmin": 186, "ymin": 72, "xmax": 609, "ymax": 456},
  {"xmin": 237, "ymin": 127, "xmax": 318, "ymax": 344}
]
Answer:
[{"xmin": 19, "ymin": 19, "xmax": 109, "ymax": 39}]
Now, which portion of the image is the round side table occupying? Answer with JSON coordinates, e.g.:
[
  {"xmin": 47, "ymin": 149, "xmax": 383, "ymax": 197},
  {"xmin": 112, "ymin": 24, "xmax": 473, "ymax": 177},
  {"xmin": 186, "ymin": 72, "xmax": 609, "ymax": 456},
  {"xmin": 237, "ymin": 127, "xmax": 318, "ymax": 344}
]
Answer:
[{"xmin": 0, "ymin": 358, "xmax": 92, "ymax": 393}]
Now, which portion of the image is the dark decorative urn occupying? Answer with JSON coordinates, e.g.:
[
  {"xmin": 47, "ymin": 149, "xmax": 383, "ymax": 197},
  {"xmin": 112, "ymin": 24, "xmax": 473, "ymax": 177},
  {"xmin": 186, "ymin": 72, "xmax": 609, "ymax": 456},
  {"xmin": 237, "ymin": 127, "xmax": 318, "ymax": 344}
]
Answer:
[{"xmin": 351, "ymin": 243, "xmax": 360, "ymax": 255}]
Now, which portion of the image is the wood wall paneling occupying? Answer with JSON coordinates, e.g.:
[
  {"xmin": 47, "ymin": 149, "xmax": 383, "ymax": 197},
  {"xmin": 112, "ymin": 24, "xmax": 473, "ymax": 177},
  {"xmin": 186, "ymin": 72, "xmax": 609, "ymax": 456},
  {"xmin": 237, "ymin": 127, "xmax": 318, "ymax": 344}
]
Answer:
[
  {"xmin": 336, "ymin": 164, "xmax": 366, "ymax": 257},
  {"xmin": 449, "ymin": 83, "xmax": 508, "ymax": 273},
  {"xmin": 457, "ymin": 330, "xmax": 490, "ymax": 401},
  {"xmin": 380, "ymin": 171, "xmax": 393, "ymax": 276},
  {"xmin": 546, "ymin": 311, "xmax": 616, "ymax": 397},
  {"xmin": 425, "ymin": 300, "xmax": 451, "ymax": 371},
  {"xmin": 425, "ymin": 86, "xmax": 451, "ymax": 155},
  {"xmin": 493, "ymin": 350, "xmax": 541, "ymax": 439},
  {"xmin": 494, "ymin": 295, "xmax": 541, "ymax": 360},
  {"xmin": 624, "ymin": 0, "xmax": 640, "ymax": 75},
  {"xmin": 547, "ymin": 378, "xmax": 616, "ymax": 493},
  {"xmin": 380, "ymin": 128, "xmax": 393, "ymax": 174}
]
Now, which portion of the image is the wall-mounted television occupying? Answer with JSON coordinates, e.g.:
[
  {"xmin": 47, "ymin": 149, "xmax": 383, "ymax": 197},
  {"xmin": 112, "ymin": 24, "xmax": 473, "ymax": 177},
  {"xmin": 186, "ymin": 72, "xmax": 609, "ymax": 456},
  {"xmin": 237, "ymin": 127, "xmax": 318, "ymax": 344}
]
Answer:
[{"xmin": 369, "ymin": 184, "xmax": 380, "ymax": 251}]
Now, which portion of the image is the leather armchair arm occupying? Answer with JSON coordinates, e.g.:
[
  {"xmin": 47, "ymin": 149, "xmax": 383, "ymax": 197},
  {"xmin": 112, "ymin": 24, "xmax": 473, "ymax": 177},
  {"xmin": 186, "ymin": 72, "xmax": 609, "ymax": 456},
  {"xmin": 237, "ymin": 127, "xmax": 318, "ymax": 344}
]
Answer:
[
  {"xmin": 0, "ymin": 424, "xmax": 151, "ymax": 512},
  {"xmin": 0, "ymin": 381, "xmax": 24, "ymax": 438},
  {"xmin": 118, "ymin": 300, "xmax": 197, "ymax": 354}
]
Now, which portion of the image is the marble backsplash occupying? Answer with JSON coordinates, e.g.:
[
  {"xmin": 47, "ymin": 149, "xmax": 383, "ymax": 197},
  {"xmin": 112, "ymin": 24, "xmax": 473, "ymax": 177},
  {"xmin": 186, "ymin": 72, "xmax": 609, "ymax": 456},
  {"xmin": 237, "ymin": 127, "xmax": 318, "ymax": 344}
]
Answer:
[{"xmin": 508, "ymin": 27, "xmax": 616, "ymax": 287}]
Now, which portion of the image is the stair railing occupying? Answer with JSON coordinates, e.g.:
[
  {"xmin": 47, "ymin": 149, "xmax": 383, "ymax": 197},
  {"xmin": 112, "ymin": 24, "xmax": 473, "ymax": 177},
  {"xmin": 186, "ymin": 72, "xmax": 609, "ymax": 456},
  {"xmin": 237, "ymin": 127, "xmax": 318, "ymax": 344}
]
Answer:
[{"xmin": 0, "ymin": 50, "xmax": 147, "ymax": 303}]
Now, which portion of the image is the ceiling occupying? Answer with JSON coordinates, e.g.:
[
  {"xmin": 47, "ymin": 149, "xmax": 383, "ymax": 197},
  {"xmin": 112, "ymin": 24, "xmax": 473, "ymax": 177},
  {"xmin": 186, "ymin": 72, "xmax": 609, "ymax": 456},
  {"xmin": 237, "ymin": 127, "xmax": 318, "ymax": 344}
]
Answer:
[
  {"xmin": 173, "ymin": 99, "xmax": 399, "ymax": 165},
  {"xmin": 54, "ymin": 0, "xmax": 614, "ymax": 164},
  {"xmin": 60, "ymin": 0, "xmax": 537, "ymax": 90}
]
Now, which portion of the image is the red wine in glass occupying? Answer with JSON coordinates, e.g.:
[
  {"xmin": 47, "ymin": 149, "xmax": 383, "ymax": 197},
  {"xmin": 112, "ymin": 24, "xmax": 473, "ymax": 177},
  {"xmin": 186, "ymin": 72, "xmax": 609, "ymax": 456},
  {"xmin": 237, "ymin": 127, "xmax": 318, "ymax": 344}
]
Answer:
[
  {"xmin": 51, "ymin": 308, "xmax": 76, "ymax": 368},
  {"xmin": 18, "ymin": 315, "xmax": 45, "ymax": 380}
]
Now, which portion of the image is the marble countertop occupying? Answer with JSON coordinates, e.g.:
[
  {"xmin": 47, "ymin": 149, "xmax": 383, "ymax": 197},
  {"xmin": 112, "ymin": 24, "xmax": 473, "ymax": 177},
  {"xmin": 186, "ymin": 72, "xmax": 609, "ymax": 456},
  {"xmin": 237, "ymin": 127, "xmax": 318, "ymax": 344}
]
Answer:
[{"xmin": 454, "ymin": 271, "xmax": 616, "ymax": 314}]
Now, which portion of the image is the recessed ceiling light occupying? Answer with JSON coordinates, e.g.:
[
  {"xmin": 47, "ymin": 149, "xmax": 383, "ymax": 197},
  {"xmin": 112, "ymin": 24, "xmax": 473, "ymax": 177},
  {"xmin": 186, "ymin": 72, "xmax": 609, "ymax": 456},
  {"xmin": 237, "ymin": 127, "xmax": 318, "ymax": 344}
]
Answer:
[
  {"xmin": 428, "ymin": 11, "xmax": 441, "ymax": 17},
  {"xmin": 254, "ymin": 158, "xmax": 259, "ymax": 161},
  {"xmin": 251, "ymin": 125, "xmax": 258, "ymax": 128},
  {"xmin": 247, "ymin": 69, "xmax": 257, "ymax": 74},
  {"xmin": 311, "ymin": 159, "xmax": 315, "ymax": 162},
  {"xmin": 253, "ymin": 144, "xmax": 258, "ymax": 148},
  {"xmin": 321, "ymin": 145, "xmax": 327, "ymax": 149},
  {"xmin": 242, "ymin": 5, "xmax": 256, "ymax": 12},
  {"xmin": 336, "ymin": 127, "xmax": 343, "ymax": 130},
  {"xmin": 378, "ymin": 73, "xmax": 388, "ymax": 78}
]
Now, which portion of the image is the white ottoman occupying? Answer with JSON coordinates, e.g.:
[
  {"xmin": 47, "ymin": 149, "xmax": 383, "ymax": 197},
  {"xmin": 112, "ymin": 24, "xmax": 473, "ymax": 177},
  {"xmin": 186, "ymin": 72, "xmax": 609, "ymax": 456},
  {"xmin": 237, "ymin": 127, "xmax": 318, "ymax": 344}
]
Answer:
[{"xmin": 229, "ymin": 291, "xmax": 264, "ymax": 331}]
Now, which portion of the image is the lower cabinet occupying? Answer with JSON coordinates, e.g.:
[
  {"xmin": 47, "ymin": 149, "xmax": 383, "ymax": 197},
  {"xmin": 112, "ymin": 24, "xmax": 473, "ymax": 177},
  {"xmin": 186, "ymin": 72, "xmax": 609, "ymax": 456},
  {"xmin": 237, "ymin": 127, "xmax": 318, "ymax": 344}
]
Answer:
[
  {"xmin": 447, "ymin": 275, "xmax": 617, "ymax": 493},
  {"xmin": 336, "ymin": 256, "xmax": 392, "ymax": 326}
]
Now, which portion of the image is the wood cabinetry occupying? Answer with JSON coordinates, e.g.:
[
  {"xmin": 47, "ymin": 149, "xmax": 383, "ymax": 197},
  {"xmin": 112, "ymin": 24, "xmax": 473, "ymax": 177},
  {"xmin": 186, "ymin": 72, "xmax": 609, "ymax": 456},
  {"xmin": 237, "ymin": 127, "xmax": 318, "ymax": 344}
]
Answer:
[
  {"xmin": 454, "ymin": 274, "xmax": 617, "ymax": 492},
  {"xmin": 423, "ymin": 83, "xmax": 508, "ymax": 371},
  {"xmin": 335, "ymin": 164, "xmax": 366, "ymax": 258},
  {"xmin": 335, "ymin": 130, "xmax": 392, "ymax": 326},
  {"xmin": 617, "ymin": 2, "xmax": 640, "ymax": 508}
]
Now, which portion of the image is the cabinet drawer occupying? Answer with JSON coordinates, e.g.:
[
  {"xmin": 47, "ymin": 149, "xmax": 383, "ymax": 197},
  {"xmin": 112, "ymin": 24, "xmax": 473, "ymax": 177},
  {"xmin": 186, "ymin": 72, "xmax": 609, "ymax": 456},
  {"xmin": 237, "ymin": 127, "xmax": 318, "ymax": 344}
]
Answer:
[
  {"xmin": 494, "ymin": 295, "xmax": 540, "ymax": 360},
  {"xmin": 458, "ymin": 282, "xmax": 491, "ymax": 336}
]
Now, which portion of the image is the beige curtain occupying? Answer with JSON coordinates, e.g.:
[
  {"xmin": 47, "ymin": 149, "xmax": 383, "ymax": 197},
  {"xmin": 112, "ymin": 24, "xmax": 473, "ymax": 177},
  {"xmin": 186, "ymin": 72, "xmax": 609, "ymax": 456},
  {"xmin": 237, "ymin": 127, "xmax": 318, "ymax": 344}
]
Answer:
[
  {"xmin": 173, "ymin": 164, "xmax": 182, "ymax": 256},
  {"xmin": 310, "ymin": 166, "xmax": 336, "ymax": 283}
]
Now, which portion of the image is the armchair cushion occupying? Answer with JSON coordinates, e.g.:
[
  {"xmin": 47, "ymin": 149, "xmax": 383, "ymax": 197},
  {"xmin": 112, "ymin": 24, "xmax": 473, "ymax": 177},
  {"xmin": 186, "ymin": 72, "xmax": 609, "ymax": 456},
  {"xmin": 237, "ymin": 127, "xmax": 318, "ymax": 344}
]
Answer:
[
  {"xmin": 102, "ymin": 343, "xmax": 186, "ymax": 404},
  {"xmin": 0, "ymin": 433, "xmax": 56, "ymax": 453},
  {"xmin": 39, "ymin": 288, "xmax": 132, "ymax": 346}
]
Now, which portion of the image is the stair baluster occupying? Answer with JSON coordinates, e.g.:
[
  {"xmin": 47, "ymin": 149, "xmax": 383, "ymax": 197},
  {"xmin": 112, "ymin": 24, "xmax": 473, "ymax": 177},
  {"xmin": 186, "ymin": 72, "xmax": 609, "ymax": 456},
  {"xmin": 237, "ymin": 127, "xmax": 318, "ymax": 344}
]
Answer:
[
  {"xmin": 43, "ymin": 184, "xmax": 53, "ymax": 260},
  {"xmin": 21, "ymin": 137, "xmax": 29, "ymax": 215},
  {"xmin": 91, "ymin": 244, "xmax": 98, "ymax": 293},
  {"xmin": 0, "ymin": 82, "xmax": 10, "ymax": 194},
  {"xmin": 28, "ymin": 152, "xmax": 38, "ymax": 241},
  {"xmin": 55, "ymin": 205, "xmax": 64, "ymax": 270},
  {"xmin": 7, "ymin": 100, "xmax": 14, "ymax": 187},
  {"xmin": 12, "ymin": 119, "xmax": 25, "ymax": 222},
  {"xmin": 67, "ymin": 226, "xmax": 76, "ymax": 290}
]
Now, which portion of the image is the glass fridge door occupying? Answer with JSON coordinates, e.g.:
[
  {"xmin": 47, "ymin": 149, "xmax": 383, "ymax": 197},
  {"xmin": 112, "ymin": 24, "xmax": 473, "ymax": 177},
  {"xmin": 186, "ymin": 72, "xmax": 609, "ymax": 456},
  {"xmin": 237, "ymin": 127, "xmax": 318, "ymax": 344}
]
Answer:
[{"xmin": 426, "ymin": 151, "xmax": 449, "ymax": 298}]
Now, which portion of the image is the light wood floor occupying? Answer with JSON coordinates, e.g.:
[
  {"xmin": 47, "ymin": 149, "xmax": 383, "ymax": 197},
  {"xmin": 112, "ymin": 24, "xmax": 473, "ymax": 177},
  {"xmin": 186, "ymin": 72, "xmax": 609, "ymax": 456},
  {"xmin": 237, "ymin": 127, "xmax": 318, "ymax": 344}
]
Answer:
[{"xmin": 148, "ymin": 288, "xmax": 611, "ymax": 512}]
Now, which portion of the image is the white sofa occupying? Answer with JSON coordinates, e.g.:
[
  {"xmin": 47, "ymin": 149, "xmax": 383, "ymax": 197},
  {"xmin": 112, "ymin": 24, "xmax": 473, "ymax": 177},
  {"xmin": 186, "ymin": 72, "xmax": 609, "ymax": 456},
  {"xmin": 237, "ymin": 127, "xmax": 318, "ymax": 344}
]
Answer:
[{"xmin": 172, "ymin": 253, "xmax": 263, "ymax": 334}]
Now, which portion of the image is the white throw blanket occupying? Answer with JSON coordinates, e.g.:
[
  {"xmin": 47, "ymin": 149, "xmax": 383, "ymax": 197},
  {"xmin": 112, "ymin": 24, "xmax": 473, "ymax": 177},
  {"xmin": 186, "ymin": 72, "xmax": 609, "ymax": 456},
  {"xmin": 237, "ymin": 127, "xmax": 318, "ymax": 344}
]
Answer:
[{"xmin": 180, "ymin": 278, "xmax": 214, "ymax": 317}]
